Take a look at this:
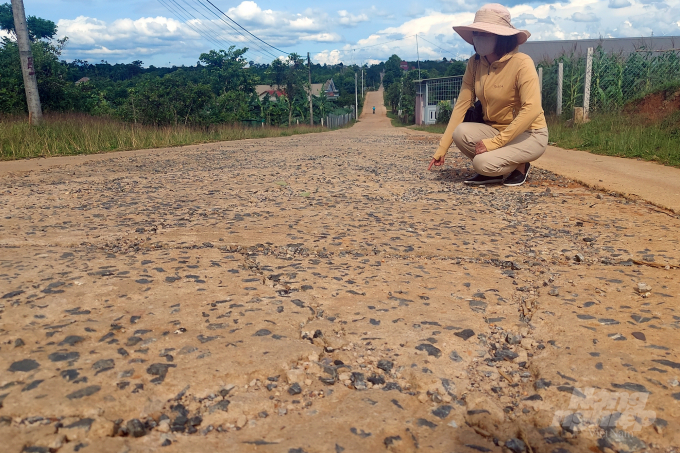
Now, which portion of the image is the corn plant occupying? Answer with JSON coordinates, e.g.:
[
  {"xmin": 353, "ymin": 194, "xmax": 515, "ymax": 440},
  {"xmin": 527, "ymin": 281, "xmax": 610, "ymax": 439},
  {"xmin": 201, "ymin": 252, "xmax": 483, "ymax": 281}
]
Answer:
[{"xmin": 538, "ymin": 46, "xmax": 680, "ymax": 119}]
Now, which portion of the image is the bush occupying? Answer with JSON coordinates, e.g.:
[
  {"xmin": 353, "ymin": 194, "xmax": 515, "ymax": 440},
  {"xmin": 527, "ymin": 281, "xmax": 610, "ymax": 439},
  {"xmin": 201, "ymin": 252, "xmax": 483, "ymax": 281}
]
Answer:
[{"xmin": 437, "ymin": 100, "xmax": 452, "ymax": 124}]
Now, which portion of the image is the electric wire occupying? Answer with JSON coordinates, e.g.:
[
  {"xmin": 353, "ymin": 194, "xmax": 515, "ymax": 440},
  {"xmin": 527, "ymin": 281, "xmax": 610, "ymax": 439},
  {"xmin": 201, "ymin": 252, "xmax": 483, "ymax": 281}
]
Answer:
[
  {"xmin": 175, "ymin": 0, "xmax": 264, "ymax": 58},
  {"xmin": 188, "ymin": 0, "xmax": 279, "ymax": 60},
  {"xmin": 169, "ymin": 0, "xmax": 274, "ymax": 62},
  {"xmin": 159, "ymin": 0, "xmax": 239, "ymax": 53},
  {"xmin": 417, "ymin": 34, "xmax": 458, "ymax": 56},
  {"xmin": 201, "ymin": 0, "xmax": 291, "ymax": 55},
  {"xmin": 157, "ymin": 0, "xmax": 233, "ymax": 54},
  {"xmin": 157, "ymin": 0, "xmax": 282, "ymax": 62},
  {"xmin": 192, "ymin": 0, "xmax": 278, "ymax": 60}
]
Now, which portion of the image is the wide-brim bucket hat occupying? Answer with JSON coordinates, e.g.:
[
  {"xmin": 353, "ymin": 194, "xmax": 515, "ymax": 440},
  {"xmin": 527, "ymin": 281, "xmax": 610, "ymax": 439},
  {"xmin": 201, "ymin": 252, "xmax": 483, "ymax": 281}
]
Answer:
[{"xmin": 453, "ymin": 3, "xmax": 530, "ymax": 46}]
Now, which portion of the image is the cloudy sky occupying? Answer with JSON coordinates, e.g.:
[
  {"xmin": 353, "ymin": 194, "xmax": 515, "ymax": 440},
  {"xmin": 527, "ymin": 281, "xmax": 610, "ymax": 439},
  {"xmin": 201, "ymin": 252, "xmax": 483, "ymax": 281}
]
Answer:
[{"xmin": 21, "ymin": 0, "xmax": 680, "ymax": 66}]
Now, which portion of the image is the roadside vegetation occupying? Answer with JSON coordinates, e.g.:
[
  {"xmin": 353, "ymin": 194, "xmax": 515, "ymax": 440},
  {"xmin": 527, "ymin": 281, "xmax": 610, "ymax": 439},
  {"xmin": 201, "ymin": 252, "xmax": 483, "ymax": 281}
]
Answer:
[
  {"xmin": 382, "ymin": 54, "xmax": 466, "ymax": 125},
  {"xmin": 547, "ymin": 111, "xmax": 680, "ymax": 168},
  {"xmin": 0, "ymin": 113, "xmax": 334, "ymax": 160},
  {"xmin": 410, "ymin": 124, "xmax": 447, "ymax": 134}
]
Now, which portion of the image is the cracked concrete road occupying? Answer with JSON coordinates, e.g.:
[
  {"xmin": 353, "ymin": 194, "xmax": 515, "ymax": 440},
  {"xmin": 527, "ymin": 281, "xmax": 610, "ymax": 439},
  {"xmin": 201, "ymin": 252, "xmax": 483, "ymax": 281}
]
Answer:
[{"xmin": 1, "ymin": 89, "xmax": 680, "ymax": 453}]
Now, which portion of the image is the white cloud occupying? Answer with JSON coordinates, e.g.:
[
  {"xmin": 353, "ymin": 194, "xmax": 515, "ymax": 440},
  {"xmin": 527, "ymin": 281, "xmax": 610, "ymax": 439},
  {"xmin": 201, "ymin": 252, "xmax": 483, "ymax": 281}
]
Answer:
[
  {"xmin": 289, "ymin": 17, "xmax": 320, "ymax": 30},
  {"xmin": 56, "ymin": 15, "xmax": 202, "ymax": 60},
  {"xmin": 227, "ymin": 1, "xmax": 276, "ymax": 25},
  {"xmin": 54, "ymin": 2, "xmax": 345, "ymax": 63},
  {"xmin": 571, "ymin": 11, "xmax": 601, "ymax": 21},
  {"xmin": 313, "ymin": 49, "xmax": 343, "ymax": 65},
  {"xmin": 369, "ymin": 6, "xmax": 393, "ymax": 19},
  {"xmin": 300, "ymin": 33, "xmax": 342, "ymax": 42},
  {"xmin": 49, "ymin": 0, "xmax": 680, "ymax": 66},
  {"xmin": 314, "ymin": 0, "xmax": 680, "ymax": 64},
  {"xmin": 338, "ymin": 10, "xmax": 369, "ymax": 26}
]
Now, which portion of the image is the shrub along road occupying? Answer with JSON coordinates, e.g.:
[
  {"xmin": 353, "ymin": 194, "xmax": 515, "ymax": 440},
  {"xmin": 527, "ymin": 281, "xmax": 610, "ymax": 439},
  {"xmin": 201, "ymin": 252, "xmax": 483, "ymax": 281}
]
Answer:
[{"xmin": 1, "ymin": 89, "xmax": 679, "ymax": 452}]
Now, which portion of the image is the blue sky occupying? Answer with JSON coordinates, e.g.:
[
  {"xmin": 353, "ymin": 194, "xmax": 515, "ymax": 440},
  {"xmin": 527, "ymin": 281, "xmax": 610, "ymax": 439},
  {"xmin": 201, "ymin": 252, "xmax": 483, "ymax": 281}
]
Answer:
[{"xmin": 15, "ymin": 0, "xmax": 680, "ymax": 66}]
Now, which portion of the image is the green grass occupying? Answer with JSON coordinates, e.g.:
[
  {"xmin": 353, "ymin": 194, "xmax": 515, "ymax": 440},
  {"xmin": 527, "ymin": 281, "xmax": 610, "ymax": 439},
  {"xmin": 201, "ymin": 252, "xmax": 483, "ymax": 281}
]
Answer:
[
  {"xmin": 409, "ymin": 124, "xmax": 447, "ymax": 134},
  {"xmin": 386, "ymin": 111, "xmax": 409, "ymax": 128},
  {"xmin": 386, "ymin": 111, "xmax": 449, "ymax": 134},
  {"xmin": 0, "ymin": 113, "xmax": 333, "ymax": 161},
  {"xmin": 629, "ymin": 79, "xmax": 680, "ymax": 105},
  {"xmin": 547, "ymin": 111, "xmax": 680, "ymax": 168}
]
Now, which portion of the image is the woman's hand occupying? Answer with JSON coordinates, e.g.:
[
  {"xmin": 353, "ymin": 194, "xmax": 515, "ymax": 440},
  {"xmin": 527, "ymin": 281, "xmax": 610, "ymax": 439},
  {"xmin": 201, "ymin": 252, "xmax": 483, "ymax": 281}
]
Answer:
[
  {"xmin": 475, "ymin": 141, "xmax": 488, "ymax": 155},
  {"xmin": 428, "ymin": 156, "xmax": 445, "ymax": 170}
]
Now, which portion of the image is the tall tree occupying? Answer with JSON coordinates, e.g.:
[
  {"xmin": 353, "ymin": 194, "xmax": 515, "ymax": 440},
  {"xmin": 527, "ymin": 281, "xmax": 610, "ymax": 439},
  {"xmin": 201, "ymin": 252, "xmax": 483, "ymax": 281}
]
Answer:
[
  {"xmin": 382, "ymin": 54, "xmax": 403, "ymax": 89},
  {"xmin": 0, "ymin": 3, "xmax": 57, "ymax": 41},
  {"xmin": 276, "ymin": 53, "xmax": 306, "ymax": 126}
]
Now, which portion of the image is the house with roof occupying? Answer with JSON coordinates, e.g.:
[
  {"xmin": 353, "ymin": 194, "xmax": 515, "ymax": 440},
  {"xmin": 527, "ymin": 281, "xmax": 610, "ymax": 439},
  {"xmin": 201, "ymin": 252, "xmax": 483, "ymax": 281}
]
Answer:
[
  {"xmin": 321, "ymin": 79, "xmax": 339, "ymax": 100},
  {"xmin": 255, "ymin": 79, "xmax": 339, "ymax": 102}
]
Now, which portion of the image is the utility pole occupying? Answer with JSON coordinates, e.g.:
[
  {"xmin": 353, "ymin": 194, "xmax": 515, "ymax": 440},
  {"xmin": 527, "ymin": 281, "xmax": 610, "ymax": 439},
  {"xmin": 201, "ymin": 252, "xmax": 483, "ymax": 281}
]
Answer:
[
  {"xmin": 307, "ymin": 52, "xmax": 313, "ymax": 126},
  {"xmin": 361, "ymin": 68, "xmax": 364, "ymax": 98},
  {"xmin": 416, "ymin": 34, "xmax": 421, "ymax": 81},
  {"xmin": 355, "ymin": 72, "xmax": 358, "ymax": 121},
  {"xmin": 12, "ymin": 0, "xmax": 43, "ymax": 125}
]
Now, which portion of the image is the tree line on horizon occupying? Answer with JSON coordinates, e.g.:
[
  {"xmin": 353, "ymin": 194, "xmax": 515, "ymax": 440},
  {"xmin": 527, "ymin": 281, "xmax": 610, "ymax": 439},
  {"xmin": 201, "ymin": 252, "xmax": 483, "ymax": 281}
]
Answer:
[{"xmin": 0, "ymin": 4, "xmax": 467, "ymax": 127}]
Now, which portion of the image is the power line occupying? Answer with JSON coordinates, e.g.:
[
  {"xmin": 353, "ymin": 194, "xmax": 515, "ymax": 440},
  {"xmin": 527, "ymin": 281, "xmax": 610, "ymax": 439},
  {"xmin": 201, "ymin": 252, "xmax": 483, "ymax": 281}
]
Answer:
[
  {"xmin": 188, "ymin": 0, "xmax": 279, "ymax": 60},
  {"xmin": 417, "ymin": 34, "xmax": 458, "ymax": 56},
  {"xmin": 168, "ymin": 0, "xmax": 275, "ymax": 62},
  {"xmin": 158, "ymin": 0, "xmax": 235, "ymax": 54},
  {"xmin": 200, "ymin": 0, "xmax": 290, "ymax": 55},
  {"xmin": 157, "ymin": 0, "xmax": 284, "ymax": 62},
  {"xmin": 159, "ymin": 0, "xmax": 239, "ymax": 53},
  {"xmin": 175, "ymin": 0, "xmax": 259, "ymax": 54}
]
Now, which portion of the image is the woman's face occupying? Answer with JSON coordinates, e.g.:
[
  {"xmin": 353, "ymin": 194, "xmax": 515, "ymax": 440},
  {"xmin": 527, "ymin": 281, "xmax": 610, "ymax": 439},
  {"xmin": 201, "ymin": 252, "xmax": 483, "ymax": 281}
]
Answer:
[{"xmin": 472, "ymin": 32, "xmax": 497, "ymax": 57}]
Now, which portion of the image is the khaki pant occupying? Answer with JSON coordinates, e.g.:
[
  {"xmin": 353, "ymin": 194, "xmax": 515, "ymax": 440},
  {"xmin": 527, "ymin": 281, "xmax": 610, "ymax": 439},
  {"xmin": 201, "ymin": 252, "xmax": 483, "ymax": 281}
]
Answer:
[{"xmin": 452, "ymin": 123, "xmax": 549, "ymax": 177}]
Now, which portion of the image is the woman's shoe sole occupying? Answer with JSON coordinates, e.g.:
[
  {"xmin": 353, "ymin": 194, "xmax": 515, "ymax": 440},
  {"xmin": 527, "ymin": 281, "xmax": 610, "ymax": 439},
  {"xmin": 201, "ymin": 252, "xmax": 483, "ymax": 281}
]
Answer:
[{"xmin": 464, "ymin": 178, "xmax": 504, "ymax": 185}]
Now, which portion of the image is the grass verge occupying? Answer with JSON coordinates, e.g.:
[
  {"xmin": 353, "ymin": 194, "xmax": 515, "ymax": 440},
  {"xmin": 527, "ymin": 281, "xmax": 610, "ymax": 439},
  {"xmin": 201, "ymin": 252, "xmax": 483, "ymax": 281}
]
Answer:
[
  {"xmin": 386, "ymin": 112, "xmax": 409, "ymax": 128},
  {"xmin": 409, "ymin": 124, "xmax": 447, "ymax": 134},
  {"xmin": 0, "ymin": 113, "xmax": 332, "ymax": 161},
  {"xmin": 547, "ymin": 111, "xmax": 680, "ymax": 168},
  {"xmin": 386, "ymin": 112, "xmax": 448, "ymax": 134}
]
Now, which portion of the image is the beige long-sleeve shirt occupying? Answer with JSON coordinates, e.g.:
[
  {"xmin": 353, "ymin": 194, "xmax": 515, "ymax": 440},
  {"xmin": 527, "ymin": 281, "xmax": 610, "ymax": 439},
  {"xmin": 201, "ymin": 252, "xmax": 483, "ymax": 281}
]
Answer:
[{"xmin": 433, "ymin": 49, "xmax": 547, "ymax": 159}]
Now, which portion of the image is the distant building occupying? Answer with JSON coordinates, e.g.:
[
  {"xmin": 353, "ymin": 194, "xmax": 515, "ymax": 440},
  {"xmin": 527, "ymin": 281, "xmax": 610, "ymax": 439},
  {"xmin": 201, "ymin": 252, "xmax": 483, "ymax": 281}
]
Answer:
[
  {"xmin": 322, "ymin": 79, "xmax": 339, "ymax": 100},
  {"xmin": 255, "ymin": 78, "xmax": 339, "ymax": 102},
  {"xmin": 400, "ymin": 61, "xmax": 409, "ymax": 71},
  {"xmin": 75, "ymin": 77, "xmax": 90, "ymax": 85}
]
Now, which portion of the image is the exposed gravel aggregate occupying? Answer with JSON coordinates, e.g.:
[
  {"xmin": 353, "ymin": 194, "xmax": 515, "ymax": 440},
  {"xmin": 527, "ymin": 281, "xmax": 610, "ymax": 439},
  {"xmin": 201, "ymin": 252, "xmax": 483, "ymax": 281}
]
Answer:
[{"xmin": 1, "ymin": 94, "xmax": 679, "ymax": 453}]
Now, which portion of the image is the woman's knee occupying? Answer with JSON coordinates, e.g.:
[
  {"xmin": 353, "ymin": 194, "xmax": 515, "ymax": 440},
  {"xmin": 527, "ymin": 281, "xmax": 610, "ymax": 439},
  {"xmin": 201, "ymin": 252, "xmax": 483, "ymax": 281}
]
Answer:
[
  {"xmin": 451, "ymin": 124, "xmax": 467, "ymax": 148},
  {"xmin": 472, "ymin": 154, "xmax": 503, "ymax": 176}
]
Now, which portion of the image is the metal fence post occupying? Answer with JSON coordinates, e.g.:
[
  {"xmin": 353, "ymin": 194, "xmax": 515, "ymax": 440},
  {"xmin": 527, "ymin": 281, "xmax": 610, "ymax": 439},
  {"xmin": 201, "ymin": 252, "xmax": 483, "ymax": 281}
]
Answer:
[
  {"xmin": 538, "ymin": 67, "xmax": 543, "ymax": 97},
  {"xmin": 584, "ymin": 47, "xmax": 593, "ymax": 119},
  {"xmin": 557, "ymin": 62, "xmax": 563, "ymax": 116},
  {"xmin": 424, "ymin": 81, "xmax": 428, "ymax": 125}
]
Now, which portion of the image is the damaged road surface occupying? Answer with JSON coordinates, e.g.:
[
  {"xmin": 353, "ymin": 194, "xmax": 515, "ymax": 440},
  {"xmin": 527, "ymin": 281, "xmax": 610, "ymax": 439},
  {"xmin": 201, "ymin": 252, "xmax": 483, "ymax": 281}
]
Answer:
[{"xmin": 1, "ymin": 90, "xmax": 680, "ymax": 453}]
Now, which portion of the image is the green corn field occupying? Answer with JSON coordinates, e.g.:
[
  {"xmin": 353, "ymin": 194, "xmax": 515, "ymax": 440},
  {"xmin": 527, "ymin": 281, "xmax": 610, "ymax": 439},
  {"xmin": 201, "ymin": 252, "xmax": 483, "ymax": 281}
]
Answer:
[{"xmin": 538, "ymin": 47, "xmax": 680, "ymax": 118}]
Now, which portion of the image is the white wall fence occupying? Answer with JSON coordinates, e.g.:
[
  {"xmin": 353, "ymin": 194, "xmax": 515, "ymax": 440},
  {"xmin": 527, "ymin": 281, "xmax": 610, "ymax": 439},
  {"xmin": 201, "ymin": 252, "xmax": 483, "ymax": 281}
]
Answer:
[{"xmin": 415, "ymin": 76, "xmax": 463, "ymax": 125}]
